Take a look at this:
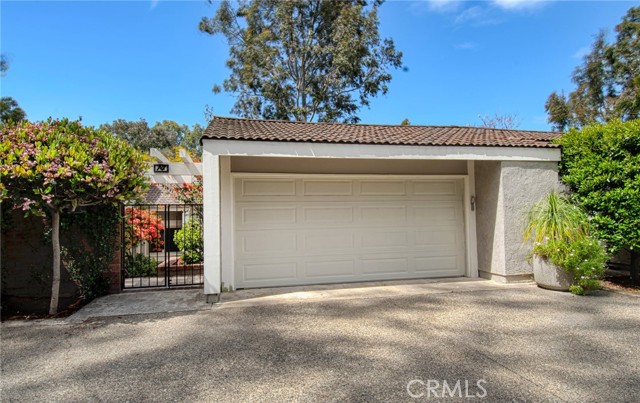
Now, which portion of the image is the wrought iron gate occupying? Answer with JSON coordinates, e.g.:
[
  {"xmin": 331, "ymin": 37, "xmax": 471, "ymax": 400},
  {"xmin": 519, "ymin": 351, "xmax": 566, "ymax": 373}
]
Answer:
[{"xmin": 121, "ymin": 204, "xmax": 204, "ymax": 289}]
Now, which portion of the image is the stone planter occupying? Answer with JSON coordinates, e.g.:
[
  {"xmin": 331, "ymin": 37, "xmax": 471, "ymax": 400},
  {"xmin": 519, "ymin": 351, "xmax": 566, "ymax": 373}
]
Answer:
[{"xmin": 532, "ymin": 255, "xmax": 573, "ymax": 291}]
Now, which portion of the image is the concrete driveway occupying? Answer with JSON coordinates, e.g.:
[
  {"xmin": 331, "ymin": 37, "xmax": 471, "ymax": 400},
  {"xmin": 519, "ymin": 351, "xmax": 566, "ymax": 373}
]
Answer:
[{"xmin": 1, "ymin": 282, "xmax": 639, "ymax": 402}]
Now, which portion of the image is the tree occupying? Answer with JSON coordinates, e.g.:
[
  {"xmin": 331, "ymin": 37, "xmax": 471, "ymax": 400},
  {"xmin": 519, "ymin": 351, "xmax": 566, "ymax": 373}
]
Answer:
[
  {"xmin": 477, "ymin": 113, "xmax": 520, "ymax": 129},
  {"xmin": 199, "ymin": 0, "xmax": 403, "ymax": 123},
  {"xmin": 400, "ymin": 118, "xmax": 411, "ymax": 126},
  {"xmin": 556, "ymin": 119, "xmax": 640, "ymax": 284},
  {"xmin": 181, "ymin": 124, "xmax": 204, "ymax": 159},
  {"xmin": 1, "ymin": 54, "xmax": 8, "ymax": 76},
  {"xmin": 101, "ymin": 119, "xmax": 166, "ymax": 153},
  {"xmin": 545, "ymin": 7, "xmax": 640, "ymax": 131},
  {"xmin": 0, "ymin": 119, "xmax": 148, "ymax": 314},
  {"xmin": 0, "ymin": 97, "xmax": 26, "ymax": 126},
  {"xmin": 100, "ymin": 119, "xmax": 202, "ymax": 159}
]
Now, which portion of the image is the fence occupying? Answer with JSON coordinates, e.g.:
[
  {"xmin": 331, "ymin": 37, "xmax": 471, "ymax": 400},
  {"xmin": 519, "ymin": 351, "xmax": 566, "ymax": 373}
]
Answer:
[{"xmin": 121, "ymin": 204, "xmax": 204, "ymax": 289}]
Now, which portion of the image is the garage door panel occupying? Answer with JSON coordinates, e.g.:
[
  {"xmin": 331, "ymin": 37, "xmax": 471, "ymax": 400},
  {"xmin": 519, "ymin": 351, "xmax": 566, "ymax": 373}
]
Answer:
[
  {"xmin": 360, "ymin": 206, "xmax": 407, "ymax": 224},
  {"xmin": 415, "ymin": 229, "xmax": 459, "ymax": 246},
  {"xmin": 360, "ymin": 180, "xmax": 407, "ymax": 196},
  {"xmin": 234, "ymin": 175, "xmax": 466, "ymax": 288},
  {"xmin": 303, "ymin": 231, "xmax": 355, "ymax": 251},
  {"xmin": 240, "ymin": 206, "xmax": 297, "ymax": 226},
  {"xmin": 412, "ymin": 180, "xmax": 459, "ymax": 196},
  {"xmin": 240, "ymin": 179, "xmax": 297, "ymax": 197},
  {"xmin": 361, "ymin": 231, "xmax": 409, "ymax": 249},
  {"xmin": 412, "ymin": 205, "xmax": 460, "ymax": 223},
  {"xmin": 242, "ymin": 262, "xmax": 298, "ymax": 282},
  {"xmin": 415, "ymin": 256, "xmax": 460, "ymax": 273},
  {"xmin": 361, "ymin": 257, "xmax": 409, "ymax": 275},
  {"xmin": 303, "ymin": 206, "xmax": 353, "ymax": 223},
  {"xmin": 240, "ymin": 232, "xmax": 297, "ymax": 254},
  {"xmin": 305, "ymin": 260, "xmax": 356, "ymax": 278},
  {"xmin": 303, "ymin": 180, "xmax": 353, "ymax": 196}
]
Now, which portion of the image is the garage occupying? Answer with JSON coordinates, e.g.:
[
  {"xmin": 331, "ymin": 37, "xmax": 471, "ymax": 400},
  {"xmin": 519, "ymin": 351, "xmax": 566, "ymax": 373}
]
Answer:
[
  {"xmin": 202, "ymin": 116, "xmax": 562, "ymax": 296},
  {"xmin": 233, "ymin": 175, "xmax": 466, "ymax": 288}
]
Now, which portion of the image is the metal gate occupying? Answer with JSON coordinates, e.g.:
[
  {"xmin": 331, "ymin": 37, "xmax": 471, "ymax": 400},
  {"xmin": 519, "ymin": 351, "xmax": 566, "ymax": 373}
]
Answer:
[{"xmin": 121, "ymin": 204, "xmax": 204, "ymax": 289}]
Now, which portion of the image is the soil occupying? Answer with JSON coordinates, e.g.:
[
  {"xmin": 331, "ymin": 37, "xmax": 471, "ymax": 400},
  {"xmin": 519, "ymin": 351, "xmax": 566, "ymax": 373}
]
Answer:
[
  {"xmin": 1, "ymin": 296, "xmax": 90, "ymax": 321},
  {"xmin": 601, "ymin": 267, "xmax": 640, "ymax": 295}
]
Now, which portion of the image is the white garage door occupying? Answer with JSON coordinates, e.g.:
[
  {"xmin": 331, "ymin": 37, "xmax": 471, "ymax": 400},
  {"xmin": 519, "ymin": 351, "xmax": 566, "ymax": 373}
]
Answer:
[{"xmin": 233, "ymin": 175, "xmax": 466, "ymax": 288}]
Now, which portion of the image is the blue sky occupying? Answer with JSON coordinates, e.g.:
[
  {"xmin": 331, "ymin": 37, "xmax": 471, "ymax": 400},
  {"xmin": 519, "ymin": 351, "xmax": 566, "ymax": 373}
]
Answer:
[{"xmin": 1, "ymin": 1, "xmax": 635, "ymax": 131}]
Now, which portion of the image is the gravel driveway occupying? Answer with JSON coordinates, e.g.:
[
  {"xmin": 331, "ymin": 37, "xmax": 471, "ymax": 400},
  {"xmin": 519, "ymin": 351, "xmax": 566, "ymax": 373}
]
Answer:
[{"xmin": 2, "ymin": 284, "xmax": 639, "ymax": 402}]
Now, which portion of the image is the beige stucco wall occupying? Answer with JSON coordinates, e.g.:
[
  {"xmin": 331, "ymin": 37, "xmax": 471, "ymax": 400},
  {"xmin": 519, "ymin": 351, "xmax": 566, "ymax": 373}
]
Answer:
[
  {"xmin": 475, "ymin": 160, "xmax": 559, "ymax": 282},
  {"xmin": 231, "ymin": 156, "xmax": 467, "ymax": 175}
]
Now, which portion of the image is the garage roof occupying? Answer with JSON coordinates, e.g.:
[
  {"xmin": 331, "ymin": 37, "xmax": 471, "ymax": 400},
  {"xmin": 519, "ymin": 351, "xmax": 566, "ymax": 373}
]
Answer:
[{"xmin": 203, "ymin": 116, "xmax": 560, "ymax": 148}]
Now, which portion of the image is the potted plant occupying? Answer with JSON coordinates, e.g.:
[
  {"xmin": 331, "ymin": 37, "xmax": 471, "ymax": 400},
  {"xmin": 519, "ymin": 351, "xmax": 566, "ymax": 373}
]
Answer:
[{"xmin": 524, "ymin": 192, "xmax": 608, "ymax": 294}]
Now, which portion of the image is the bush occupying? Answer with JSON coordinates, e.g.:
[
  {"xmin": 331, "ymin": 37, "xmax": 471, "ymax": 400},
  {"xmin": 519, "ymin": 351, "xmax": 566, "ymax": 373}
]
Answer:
[
  {"xmin": 125, "ymin": 253, "xmax": 158, "ymax": 277},
  {"xmin": 173, "ymin": 216, "xmax": 203, "ymax": 264},
  {"xmin": 556, "ymin": 119, "xmax": 640, "ymax": 283},
  {"xmin": 535, "ymin": 238, "xmax": 608, "ymax": 295}
]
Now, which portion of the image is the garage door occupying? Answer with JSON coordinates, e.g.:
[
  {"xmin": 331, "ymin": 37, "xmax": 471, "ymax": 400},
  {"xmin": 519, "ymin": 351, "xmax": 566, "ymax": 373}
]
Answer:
[{"xmin": 234, "ymin": 175, "xmax": 466, "ymax": 288}]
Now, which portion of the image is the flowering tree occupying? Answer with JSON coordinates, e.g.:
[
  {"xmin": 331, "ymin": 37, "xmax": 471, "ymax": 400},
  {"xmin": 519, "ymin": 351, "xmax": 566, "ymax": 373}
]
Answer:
[
  {"xmin": 124, "ymin": 208, "xmax": 164, "ymax": 252},
  {"xmin": 0, "ymin": 119, "xmax": 148, "ymax": 314},
  {"xmin": 163, "ymin": 176, "xmax": 203, "ymax": 205}
]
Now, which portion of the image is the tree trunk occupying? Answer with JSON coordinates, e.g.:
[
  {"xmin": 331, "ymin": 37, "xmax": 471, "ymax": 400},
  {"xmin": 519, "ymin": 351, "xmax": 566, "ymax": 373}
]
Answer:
[
  {"xmin": 631, "ymin": 250, "xmax": 639, "ymax": 286},
  {"xmin": 49, "ymin": 209, "xmax": 61, "ymax": 316}
]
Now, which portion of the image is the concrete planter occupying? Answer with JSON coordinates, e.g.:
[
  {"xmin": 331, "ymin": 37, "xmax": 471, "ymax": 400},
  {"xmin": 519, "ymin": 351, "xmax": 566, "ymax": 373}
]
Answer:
[{"xmin": 532, "ymin": 255, "xmax": 573, "ymax": 291}]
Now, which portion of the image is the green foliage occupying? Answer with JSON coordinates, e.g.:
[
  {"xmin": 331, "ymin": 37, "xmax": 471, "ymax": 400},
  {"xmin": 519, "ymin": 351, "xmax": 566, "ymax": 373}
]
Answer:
[
  {"xmin": 535, "ymin": 238, "xmax": 608, "ymax": 295},
  {"xmin": 1, "ymin": 118, "xmax": 148, "ymax": 314},
  {"xmin": 100, "ymin": 118, "xmax": 203, "ymax": 158},
  {"xmin": 556, "ymin": 120, "xmax": 640, "ymax": 255},
  {"xmin": 0, "ymin": 54, "xmax": 8, "ymax": 75},
  {"xmin": 524, "ymin": 192, "xmax": 589, "ymax": 245},
  {"xmin": 200, "ymin": 0, "xmax": 404, "ymax": 123},
  {"xmin": 525, "ymin": 192, "xmax": 609, "ymax": 295},
  {"xmin": 557, "ymin": 119, "xmax": 640, "ymax": 283},
  {"xmin": 174, "ymin": 216, "xmax": 203, "ymax": 264},
  {"xmin": 545, "ymin": 7, "xmax": 640, "ymax": 131},
  {"xmin": 0, "ymin": 118, "xmax": 148, "ymax": 210},
  {"xmin": 0, "ymin": 97, "xmax": 26, "ymax": 127},
  {"xmin": 62, "ymin": 204, "xmax": 121, "ymax": 300},
  {"xmin": 124, "ymin": 253, "xmax": 158, "ymax": 277}
]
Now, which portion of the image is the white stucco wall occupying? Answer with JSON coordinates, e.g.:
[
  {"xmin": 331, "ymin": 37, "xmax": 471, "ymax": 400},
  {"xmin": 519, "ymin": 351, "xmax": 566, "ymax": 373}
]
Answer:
[{"xmin": 475, "ymin": 161, "xmax": 559, "ymax": 282}]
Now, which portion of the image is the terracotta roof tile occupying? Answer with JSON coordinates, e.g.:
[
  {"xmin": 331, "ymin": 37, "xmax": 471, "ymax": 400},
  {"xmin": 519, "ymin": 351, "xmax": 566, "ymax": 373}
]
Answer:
[
  {"xmin": 143, "ymin": 184, "xmax": 180, "ymax": 205},
  {"xmin": 202, "ymin": 116, "xmax": 560, "ymax": 148}
]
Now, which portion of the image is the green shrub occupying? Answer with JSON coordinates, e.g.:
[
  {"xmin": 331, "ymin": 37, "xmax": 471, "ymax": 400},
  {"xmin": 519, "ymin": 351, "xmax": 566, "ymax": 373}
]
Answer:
[
  {"xmin": 125, "ymin": 253, "xmax": 158, "ymax": 277},
  {"xmin": 535, "ymin": 238, "xmax": 608, "ymax": 295},
  {"xmin": 556, "ymin": 119, "xmax": 640, "ymax": 283},
  {"xmin": 173, "ymin": 216, "xmax": 203, "ymax": 264}
]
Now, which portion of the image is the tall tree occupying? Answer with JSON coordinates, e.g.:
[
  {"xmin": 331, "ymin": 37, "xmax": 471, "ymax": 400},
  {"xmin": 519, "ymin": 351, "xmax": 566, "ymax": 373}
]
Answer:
[
  {"xmin": 200, "ymin": 0, "xmax": 403, "ymax": 123},
  {"xmin": 545, "ymin": 7, "xmax": 640, "ymax": 131},
  {"xmin": 0, "ymin": 97, "xmax": 26, "ymax": 126},
  {"xmin": 0, "ymin": 119, "xmax": 148, "ymax": 314}
]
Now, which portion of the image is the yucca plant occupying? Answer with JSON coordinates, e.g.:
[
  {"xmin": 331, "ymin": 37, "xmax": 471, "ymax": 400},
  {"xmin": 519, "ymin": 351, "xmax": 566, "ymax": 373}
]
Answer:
[
  {"xmin": 524, "ymin": 192, "xmax": 588, "ymax": 247},
  {"xmin": 524, "ymin": 192, "xmax": 608, "ymax": 294}
]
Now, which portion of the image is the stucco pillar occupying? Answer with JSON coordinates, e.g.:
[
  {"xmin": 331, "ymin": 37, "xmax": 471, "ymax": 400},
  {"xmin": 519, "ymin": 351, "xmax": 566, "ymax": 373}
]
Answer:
[
  {"xmin": 203, "ymin": 152, "xmax": 221, "ymax": 297},
  {"xmin": 475, "ymin": 161, "xmax": 559, "ymax": 282}
]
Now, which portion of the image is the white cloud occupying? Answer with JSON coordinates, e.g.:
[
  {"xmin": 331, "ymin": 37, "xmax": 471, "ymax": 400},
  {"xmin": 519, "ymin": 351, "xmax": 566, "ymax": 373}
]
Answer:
[
  {"xmin": 426, "ymin": 0, "xmax": 462, "ymax": 13},
  {"xmin": 455, "ymin": 6, "xmax": 502, "ymax": 26},
  {"xmin": 455, "ymin": 42, "xmax": 477, "ymax": 49},
  {"xmin": 491, "ymin": 0, "xmax": 549, "ymax": 10}
]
